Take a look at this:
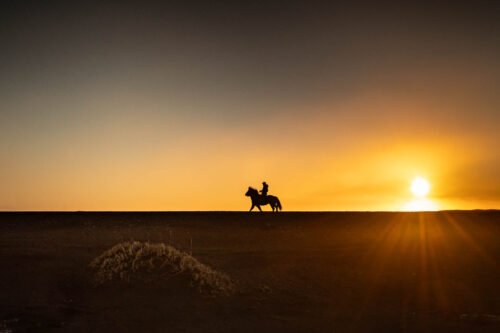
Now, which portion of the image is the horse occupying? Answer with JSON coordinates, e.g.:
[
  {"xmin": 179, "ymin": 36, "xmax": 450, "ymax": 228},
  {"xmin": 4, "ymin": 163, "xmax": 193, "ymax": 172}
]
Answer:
[{"xmin": 245, "ymin": 187, "xmax": 282, "ymax": 212}]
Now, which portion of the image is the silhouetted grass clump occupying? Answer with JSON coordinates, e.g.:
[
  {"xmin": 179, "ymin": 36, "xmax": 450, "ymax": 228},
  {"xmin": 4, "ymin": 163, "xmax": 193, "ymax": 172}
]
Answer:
[{"xmin": 89, "ymin": 241, "xmax": 234, "ymax": 296}]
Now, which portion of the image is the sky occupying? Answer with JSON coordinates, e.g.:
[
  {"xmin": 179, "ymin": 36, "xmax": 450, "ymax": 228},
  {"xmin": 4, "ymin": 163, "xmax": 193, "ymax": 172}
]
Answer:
[{"xmin": 0, "ymin": 1, "xmax": 499, "ymax": 211}]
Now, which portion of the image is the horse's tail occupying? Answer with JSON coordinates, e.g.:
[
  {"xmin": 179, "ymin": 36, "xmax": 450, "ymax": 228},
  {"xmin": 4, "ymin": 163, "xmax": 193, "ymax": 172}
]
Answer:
[{"xmin": 276, "ymin": 198, "xmax": 282, "ymax": 211}]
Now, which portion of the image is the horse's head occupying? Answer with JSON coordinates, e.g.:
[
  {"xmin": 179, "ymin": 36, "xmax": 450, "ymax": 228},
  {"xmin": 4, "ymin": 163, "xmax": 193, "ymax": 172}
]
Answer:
[{"xmin": 245, "ymin": 187, "xmax": 258, "ymax": 197}]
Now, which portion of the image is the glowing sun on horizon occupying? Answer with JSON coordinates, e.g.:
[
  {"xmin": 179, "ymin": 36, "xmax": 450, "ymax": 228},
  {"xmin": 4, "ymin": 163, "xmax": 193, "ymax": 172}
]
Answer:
[
  {"xmin": 403, "ymin": 177, "xmax": 437, "ymax": 211},
  {"xmin": 411, "ymin": 177, "xmax": 430, "ymax": 197}
]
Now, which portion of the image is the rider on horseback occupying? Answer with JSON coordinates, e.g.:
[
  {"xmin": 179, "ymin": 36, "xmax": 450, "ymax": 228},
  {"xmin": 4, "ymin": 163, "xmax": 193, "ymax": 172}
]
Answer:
[
  {"xmin": 245, "ymin": 183, "xmax": 282, "ymax": 212},
  {"xmin": 260, "ymin": 181, "xmax": 269, "ymax": 196}
]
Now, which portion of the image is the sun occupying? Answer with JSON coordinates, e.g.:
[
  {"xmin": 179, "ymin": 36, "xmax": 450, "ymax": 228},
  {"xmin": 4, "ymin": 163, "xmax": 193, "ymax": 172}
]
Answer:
[
  {"xmin": 411, "ymin": 177, "xmax": 430, "ymax": 197},
  {"xmin": 402, "ymin": 176, "xmax": 437, "ymax": 211}
]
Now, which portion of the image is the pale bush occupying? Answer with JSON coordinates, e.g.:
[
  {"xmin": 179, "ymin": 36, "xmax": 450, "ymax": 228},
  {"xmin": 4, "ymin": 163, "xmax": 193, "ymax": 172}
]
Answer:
[{"xmin": 89, "ymin": 241, "xmax": 234, "ymax": 295}]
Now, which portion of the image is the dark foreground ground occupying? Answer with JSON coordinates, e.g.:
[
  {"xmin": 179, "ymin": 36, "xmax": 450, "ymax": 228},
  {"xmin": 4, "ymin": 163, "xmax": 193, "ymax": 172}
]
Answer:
[{"xmin": 0, "ymin": 211, "xmax": 499, "ymax": 332}]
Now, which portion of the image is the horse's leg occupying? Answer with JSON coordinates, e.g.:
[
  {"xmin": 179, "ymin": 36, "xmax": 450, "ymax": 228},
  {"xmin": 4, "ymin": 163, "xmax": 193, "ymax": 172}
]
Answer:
[
  {"xmin": 257, "ymin": 205, "xmax": 262, "ymax": 212},
  {"xmin": 249, "ymin": 204, "xmax": 255, "ymax": 212}
]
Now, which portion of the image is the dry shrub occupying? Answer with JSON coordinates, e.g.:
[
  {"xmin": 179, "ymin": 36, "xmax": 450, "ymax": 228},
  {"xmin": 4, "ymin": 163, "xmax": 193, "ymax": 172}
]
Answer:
[{"xmin": 89, "ymin": 241, "xmax": 234, "ymax": 296}]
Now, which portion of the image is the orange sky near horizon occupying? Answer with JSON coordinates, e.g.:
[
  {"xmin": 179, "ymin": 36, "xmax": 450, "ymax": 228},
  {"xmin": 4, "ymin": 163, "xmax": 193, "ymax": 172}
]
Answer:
[
  {"xmin": 0, "ymin": 2, "xmax": 499, "ymax": 211},
  {"xmin": 1, "ymin": 86, "xmax": 498, "ymax": 211}
]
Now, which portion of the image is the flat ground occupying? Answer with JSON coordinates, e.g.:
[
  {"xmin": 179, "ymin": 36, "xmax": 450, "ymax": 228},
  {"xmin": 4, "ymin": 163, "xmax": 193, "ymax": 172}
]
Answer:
[{"xmin": 0, "ymin": 211, "xmax": 499, "ymax": 332}]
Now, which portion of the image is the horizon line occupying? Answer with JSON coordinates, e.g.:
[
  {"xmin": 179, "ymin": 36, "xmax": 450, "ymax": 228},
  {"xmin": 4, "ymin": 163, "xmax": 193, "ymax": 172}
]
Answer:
[{"xmin": 0, "ymin": 209, "xmax": 499, "ymax": 213}]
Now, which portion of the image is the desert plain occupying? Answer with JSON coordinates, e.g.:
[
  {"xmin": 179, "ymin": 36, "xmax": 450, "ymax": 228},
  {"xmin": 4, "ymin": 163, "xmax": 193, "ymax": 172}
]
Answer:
[{"xmin": 0, "ymin": 211, "xmax": 499, "ymax": 332}]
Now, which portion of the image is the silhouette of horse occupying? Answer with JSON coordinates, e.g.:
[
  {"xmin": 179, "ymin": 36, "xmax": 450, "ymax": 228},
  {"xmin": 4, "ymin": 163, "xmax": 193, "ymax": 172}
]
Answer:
[{"xmin": 245, "ymin": 187, "xmax": 282, "ymax": 212}]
